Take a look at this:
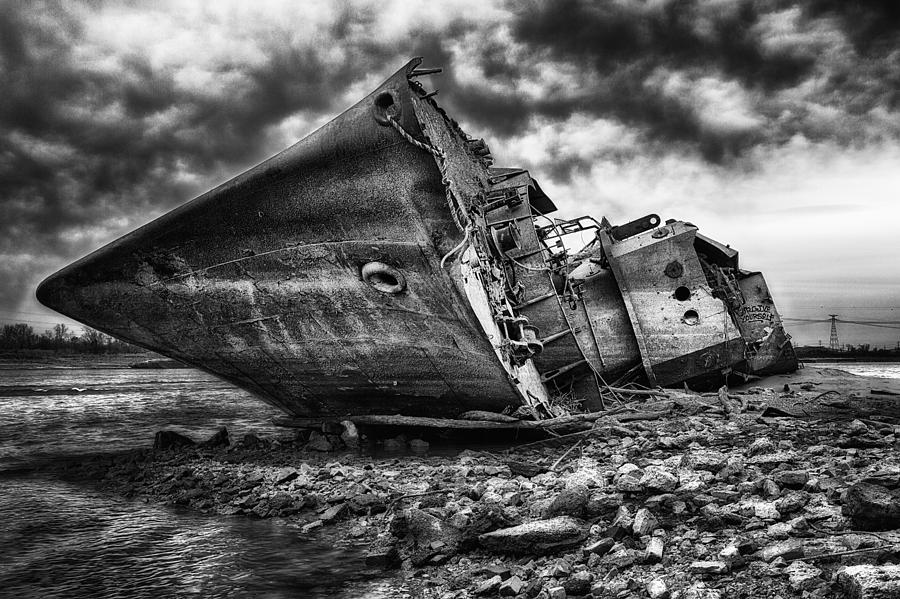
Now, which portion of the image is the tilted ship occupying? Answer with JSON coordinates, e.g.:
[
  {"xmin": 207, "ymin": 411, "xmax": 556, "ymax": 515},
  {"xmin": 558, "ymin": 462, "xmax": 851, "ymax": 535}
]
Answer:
[{"xmin": 37, "ymin": 58, "xmax": 797, "ymax": 420}]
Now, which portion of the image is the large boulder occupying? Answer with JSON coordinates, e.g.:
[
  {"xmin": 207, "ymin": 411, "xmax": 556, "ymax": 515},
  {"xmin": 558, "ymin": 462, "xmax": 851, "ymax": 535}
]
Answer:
[
  {"xmin": 544, "ymin": 484, "xmax": 590, "ymax": 518},
  {"xmin": 153, "ymin": 430, "xmax": 195, "ymax": 450},
  {"xmin": 844, "ymin": 482, "xmax": 900, "ymax": 530},
  {"xmin": 838, "ymin": 565, "xmax": 900, "ymax": 598},
  {"xmin": 478, "ymin": 516, "xmax": 587, "ymax": 555}
]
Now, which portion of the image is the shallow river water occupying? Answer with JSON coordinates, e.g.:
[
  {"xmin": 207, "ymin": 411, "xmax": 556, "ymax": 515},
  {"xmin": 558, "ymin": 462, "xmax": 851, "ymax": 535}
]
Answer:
[{"xmin": 0, "ymin": 359, "xmax": 394, "ymax": 598}]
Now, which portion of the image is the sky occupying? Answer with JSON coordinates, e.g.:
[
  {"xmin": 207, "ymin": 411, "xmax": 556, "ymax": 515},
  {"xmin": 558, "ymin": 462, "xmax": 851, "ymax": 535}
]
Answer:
[{"xmin": 1, "ymin": 0, "xmax": 899, "ymax": 347}]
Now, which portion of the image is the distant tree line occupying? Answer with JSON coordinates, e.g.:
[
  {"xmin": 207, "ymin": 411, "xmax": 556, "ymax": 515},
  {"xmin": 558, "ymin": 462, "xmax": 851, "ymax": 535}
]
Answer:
[{"xmin": 0, "ymin": 322, "xmax": 141, "ymax": 354}]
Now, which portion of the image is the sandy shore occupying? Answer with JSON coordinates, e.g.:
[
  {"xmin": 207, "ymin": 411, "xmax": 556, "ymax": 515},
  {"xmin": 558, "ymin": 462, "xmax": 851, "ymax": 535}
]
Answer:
[{"xmin": 51, "ymin": 366, "xmax": 900, "ymax": 598}]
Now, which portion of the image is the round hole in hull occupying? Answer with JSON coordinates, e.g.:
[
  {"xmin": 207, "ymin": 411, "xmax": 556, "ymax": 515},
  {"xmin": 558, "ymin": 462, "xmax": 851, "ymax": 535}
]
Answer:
[
  {"xmin": 361, "ymin": 262, "xmax": 406, "ymax": 294},
  {"xmin": 683, "ymin": 309, "xmax": 700, "ymax": 325},
  {"xmin": 674, "ymin": 286, "xmax": 691, "ymax": 301}
]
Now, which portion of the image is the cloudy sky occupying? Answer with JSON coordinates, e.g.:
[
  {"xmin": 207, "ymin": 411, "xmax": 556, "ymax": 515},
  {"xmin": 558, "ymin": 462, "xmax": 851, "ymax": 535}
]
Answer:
[{"xmin": 2, "ymin": 0, "xmax": 899, "ymax": 347}]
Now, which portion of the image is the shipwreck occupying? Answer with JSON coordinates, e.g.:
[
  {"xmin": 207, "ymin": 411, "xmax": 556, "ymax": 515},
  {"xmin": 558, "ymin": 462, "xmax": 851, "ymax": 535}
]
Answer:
[{"xmin": 37, "ymin": 58, "xmax": 797, "ymax": 422}]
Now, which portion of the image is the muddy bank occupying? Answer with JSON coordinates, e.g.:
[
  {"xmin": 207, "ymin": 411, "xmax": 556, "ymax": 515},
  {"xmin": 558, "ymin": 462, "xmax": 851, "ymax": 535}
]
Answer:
[{"xmin": 53, "ymin": 367, "xmax": 900, "ymax": 598}]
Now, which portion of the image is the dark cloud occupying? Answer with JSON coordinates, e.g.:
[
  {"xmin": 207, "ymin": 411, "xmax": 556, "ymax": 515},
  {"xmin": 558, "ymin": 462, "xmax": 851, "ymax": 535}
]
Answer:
[{"xmin": 2, "ymin": 1, "xmax": 899, "ymax": 321}]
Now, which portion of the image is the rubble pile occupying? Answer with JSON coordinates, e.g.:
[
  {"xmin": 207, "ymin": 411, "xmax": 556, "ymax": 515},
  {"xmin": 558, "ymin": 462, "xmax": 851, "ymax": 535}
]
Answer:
[{"xmin": 59, "ymin": 371, "xmax": 900, "ymax": 598}]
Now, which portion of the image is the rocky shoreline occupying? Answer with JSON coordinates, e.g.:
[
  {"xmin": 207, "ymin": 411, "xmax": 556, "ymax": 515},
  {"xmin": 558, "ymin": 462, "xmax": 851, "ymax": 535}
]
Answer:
[{"xmin": 53, "ymin": 367, "xmax": 900, "ymax": 598}]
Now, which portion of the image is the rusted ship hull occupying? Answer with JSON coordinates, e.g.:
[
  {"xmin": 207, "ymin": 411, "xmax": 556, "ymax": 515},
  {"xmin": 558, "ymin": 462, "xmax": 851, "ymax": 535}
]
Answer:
[{"xmin": 37, "ymin": 58, "xmax": 797, "ymax": 419}]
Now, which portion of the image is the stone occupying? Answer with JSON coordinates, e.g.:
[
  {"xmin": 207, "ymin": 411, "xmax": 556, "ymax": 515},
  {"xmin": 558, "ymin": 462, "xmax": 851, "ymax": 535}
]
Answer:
[
  {"xmin": 475, "ymin": 575, "xmax": 503, "ymax": 596},
  {"xmin": 547, "ymin": 586, "xmax": 566, "ymax": 599},
  {"xmin": 647, "ymin": 578, "xmax": 669, "ymax": 599},
  {"xmin": 838, "ymin": 564, "xmax": 900, "ymax": 598},
  {"xmin": 583, "ymin": 537, "xmax": 615, "ymax": 557},
  {"xmin": 478, "ymin": 516, "xmax": 587, "ymax": 555},
  {"xmin": 239, "ymin": 433, "xmax": 268, "ymax": 449},
  {"xmin": 320, "ymin": 502, "xmax": 348, "ymax": 523},
  {"xmin": 611, "ymin": 505, "xmax": 634, "ymax": 529},
  {"xmin": 776, "ymin": 491, "xmax": 809, "ymax": 514},
  {"xmin": 339, "ymin": 420, "xmax": 359, "ymax": 449},
  {"xmin": 759, "ymin": 539, "xmax": 804, "ymax": 562},
  {"xmin": 153, "ymin": 430, "xmax": 195, "ymax": 450},
  {"xmin": 274, "ymin": 467, "xmax": 299, "ymax": 485},
  {"xmin": 784, "ymin": 561, "xmax": 822, "ymax": 591},
  {"xmin": 499, "ymin": 575, "xmax": 525, "ymax": 597},
  {"xmin": 640, "ymin": 466, "xmax": 679, "ymax": 492},
  {"xmin": 844, "ymin": 482, "xmax": 900, "ymax": 530},
  {"xmin": 747, "ymin": 437, "xmax": 775, "ymax": 456},
  {"xmin": 689, "ymin": 561, "xmax": 728, "ymax": 575},
  {"xmin": 383, "ymin": 435, "xmax": 407, "ymax": 451},
  {"xmin": 767, "ymin": 522, "xmax": 792, "ymax": 539},
  {"xmin": 563, "ymin": 571, "xmax": 592, "ymax": 596},
  {"xmin": 848, "ymin": 419, "xmax": 870, "ymax": 435},
  {"xmin": 545, "ymin": 484, "xmax": 590, "ymax": 518},
  {"xmin": 409, "ymin": 438, "xmax": 430, "ymax": 453},
  {"xmin": 682, "ymin": 582, "xmax": 722, "ymax": 599},
  {"xmin": 615, "ymin": 464, "xmax": 644, "ymax": 492},
  {"xmin": 682, "ymin": 450, "xmax": 727, "ymax": 472},
  {"xmin": 632, "ymin": 508, "xmax": 658, "ymax": 536},
  {"xmin": 198, "ymin": 427, "xmax": 229, "ymax": 448},
  {"xmin": 391, "ymin": 508, "xmax": 453, "ymax": 549},
  {"xmin": 301, "ymin": 520, "xmax": 323, "ymax": 533},
  {"xmin": 306, "ymin": 431, "xmax": 333, "ymax": 452},
  {"xmin": 774, "ymin": 470, "xmax": 809, "ymax": 489},
  {"xmin": 646, "ymin": 536, "xmax": 664, "ymax": 563}
]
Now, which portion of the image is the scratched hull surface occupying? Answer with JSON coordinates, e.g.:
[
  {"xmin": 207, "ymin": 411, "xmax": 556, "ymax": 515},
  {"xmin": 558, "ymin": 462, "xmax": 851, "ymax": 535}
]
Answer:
[
  {"xmin": 36, "ymin": 62, "xmax": 519, "ymax": 418},
  {"xmin": 38, "ymin": 58, "xmax": 797, "ymax": 420}
]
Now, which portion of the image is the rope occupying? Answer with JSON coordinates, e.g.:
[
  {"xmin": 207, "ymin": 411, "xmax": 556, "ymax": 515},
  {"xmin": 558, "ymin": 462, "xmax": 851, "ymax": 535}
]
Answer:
[
  {"xmin": 385, "ymin": 114, "xmax": 444, "ymax": 159},
  {"xmin": 440, "ymin": 226, "xmax": 472, "ymax": 269}
]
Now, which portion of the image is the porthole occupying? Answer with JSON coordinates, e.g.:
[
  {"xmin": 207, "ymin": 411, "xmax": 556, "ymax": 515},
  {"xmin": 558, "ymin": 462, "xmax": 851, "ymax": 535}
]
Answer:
[
  {"xmin": 361, "ymin": 262, "xmax": 406, "ymax": 294},
  {"xmin": 682, "ymin": 309, "xmax": 700, "ymax": 325},
  {"xmin": 674, "ymin": 286, "xmax": 691, "ymax": 301}
]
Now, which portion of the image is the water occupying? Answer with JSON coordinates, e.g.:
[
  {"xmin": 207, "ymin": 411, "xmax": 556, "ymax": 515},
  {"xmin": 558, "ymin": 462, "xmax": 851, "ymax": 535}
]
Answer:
[
  {"xmin": 809, "ymin": 362, "xmax": 900, "ymax": 379},
  {"xmin": 0, "ymin": 358, "xmax": 393, "ymax": 598}
]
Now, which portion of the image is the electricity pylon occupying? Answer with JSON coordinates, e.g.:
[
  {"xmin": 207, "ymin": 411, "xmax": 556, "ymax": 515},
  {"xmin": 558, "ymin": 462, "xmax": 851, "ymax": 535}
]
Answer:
[{"xmin": 829, "ymin": 314, "xmax": 840, "ymax": 351}]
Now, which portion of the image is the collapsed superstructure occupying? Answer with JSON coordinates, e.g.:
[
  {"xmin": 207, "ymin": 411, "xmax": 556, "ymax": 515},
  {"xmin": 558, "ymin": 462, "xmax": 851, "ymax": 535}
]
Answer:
[{"xmin": 37, "ymin": 58, "xmax": 797, "ymax": 420}]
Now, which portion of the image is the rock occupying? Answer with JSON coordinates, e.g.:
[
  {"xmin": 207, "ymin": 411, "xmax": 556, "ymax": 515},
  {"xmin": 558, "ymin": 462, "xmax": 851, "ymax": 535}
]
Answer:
[
  {"xmin": 545, "ymin": 484, "xmax": 590, "ymax": 518},
  {"xmin": 632, "ymin": 508, "xmax": 658, "ymax": 536},
  {"xmin": 339, "ymin": 420, "xmax": 359, "ymax": 449},
  {"xmin": 759, "ymin": 539, "xmax": 804, "ymax": 562},
  {"xmin": 848, "ymin": 419, "xmax": 870, "ymax": 435},
  {"xmin": 615, "ymin": 463, "xmax": 644, "ymax": 492},
  {"xmin": 647, "ymin": 578, "xmax": 669, "ymax": 599},
  {"xmin": 646, "ymin": 536, "xmax": 664, "ymax": 563},
  {"xmin": 547, "ymin": 586, "xmax": 566, "ymax": 599},
  {"xmin": 239, "ymin": 433, "xmax": 268, "ymax": 449},
  {"xmin": 306, "ymin": 431, "xmax": 333, "ymax": 452},
  {"xmin": 774, "ymin": 470, "xmax": 809, "ymax": 489},
  {"xmin": 844, "ymin": 482, "xmax": 900, "ymax": 531},
  {"xmin": 153, "ymin": 430, "xmax": 195, "ymax": 450},
  {"xmin": 274, "ymin": 467, "xmax": 299, "ymax": 485},
  {"xmin": 838, "ymin": 564, "xmax": 900, "ymax": 598},
  {"xmin": 689, "ymin": 561, "xmax": 728, "ymax": 575},
  {"xmin": 478, "ymin": 516, "xmax": 587, "ymax": 555},
  {"xmin": 364, "ymin": 547, "xmax": 399, "ymax": 569},
  {"xmin": 383, "ymin": 435, "xmax": 407, "ymax": 451},
  {"xmin": 301, "ymin": 520, "xmax": 323, "ymax": 533},
  {"xmin": 563, "ymin": 571, "xmax": 591, "ymax": 596},
  {"xmin": 682, "ymin": 582, "xmax": 722, "ymax": 599},
  {"xmin": 320, "ymin": 502, "xmax": 348, "ymax": 523},
  {"xmin": 682, "ymin": 450, "xmax": 727, "ymax": 472},
  {"xmin": 776, "ymin": 491, "xmax": 809, "ymax": 514},
  {"xmin": 391, "ymin": 508, "xmax": 453, "ymax": 549},
  {"xmin": 198, "ymin": 427, "xmax": 229, "ymax": 448},
  {"xmin": 475, "ymin": 575, "xmax": 503, "ymax": 595},
  {"xmin": 499, "ymin": 575, "xmax": 525, "ymax": 597},
  {"xmin": 748, "ymin": 437, "xmax": 775, "ymax": 456},
  {"xmin": 640, "ymin": 466, "xmax": 679, "ymax": 492},
  {"xmin": 784, "ymin": 560, "xmax": 822, "ymax": 591},
  {"xmin": 409, "ymin": 439, "xmax": 430, "ymax": 453},
  {"xmin": 611, "ymin": 505, "xmax": 634, "ymax": 530},
  {"xmin": 584, "ymin": 537, "xmax": 615, "ymax": 557}
]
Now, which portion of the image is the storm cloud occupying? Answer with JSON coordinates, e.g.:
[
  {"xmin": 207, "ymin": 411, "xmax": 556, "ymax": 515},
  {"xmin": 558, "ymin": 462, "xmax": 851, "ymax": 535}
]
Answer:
[{"xmin": 2, "ymin": 0, "xmax": 899, "ymax": 344}]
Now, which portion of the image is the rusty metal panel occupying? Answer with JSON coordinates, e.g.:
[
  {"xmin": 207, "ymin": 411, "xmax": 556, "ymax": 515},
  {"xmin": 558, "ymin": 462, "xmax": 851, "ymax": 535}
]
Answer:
[
  {"xmin": 736, "ymin": 272, "xmax": 799, "ymax": 375},
  {"xmin": 600, "ymin": 222, "xmax": 746, "ymax": 386}
]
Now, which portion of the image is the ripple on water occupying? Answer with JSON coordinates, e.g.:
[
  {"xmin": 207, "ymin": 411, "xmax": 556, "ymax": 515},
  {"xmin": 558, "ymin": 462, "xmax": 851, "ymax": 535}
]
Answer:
[{"xmin": 0, "ymin": 476, "xmax": 393, "ymax": 599}]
